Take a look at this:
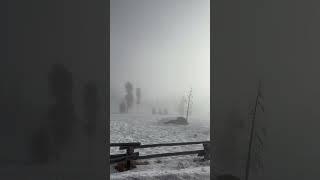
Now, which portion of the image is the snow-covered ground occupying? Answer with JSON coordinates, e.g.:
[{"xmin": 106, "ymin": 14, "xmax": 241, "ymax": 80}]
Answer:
[{"xmin": 110, "ymin": 113, "xmax": 210, "ymax": 180}]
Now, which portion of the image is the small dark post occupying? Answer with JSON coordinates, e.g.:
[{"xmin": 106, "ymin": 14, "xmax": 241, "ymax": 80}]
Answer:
[
  {"xmin": 203, "ymin": 142, "xmax": 210, "ymax": 160},
  {"xmin": 126, "ymin": 146, "xmax": 134, "ymax": 170}
]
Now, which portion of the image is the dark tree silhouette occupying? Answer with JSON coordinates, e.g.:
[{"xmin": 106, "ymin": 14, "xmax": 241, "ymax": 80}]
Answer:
[
  {"xmin": 136, "ymin": 88, "xmax": 141, "ymax": 113},
  {"xmin": 124, "ymin": 82, "xmax": 134, "ymax": 111},
  {"xmin": 47, "ymin": 64, "xmax": 76, "ymax": 161},
  {"xmin": 136, "ymin": 88, "xmax": 141, "ymax": 104},
  {"xmin": 119, "ymin": 101, "xmax": 126, "ymax": 113},
  {"xmin": 125, "ymin": 94, "xmax": 134, "ymax": 111}
]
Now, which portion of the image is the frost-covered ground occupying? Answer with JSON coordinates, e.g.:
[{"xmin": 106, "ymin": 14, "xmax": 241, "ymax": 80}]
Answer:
[{"xmin": 110, "ymin": 113, "xmax": 210, "ymax": 180}]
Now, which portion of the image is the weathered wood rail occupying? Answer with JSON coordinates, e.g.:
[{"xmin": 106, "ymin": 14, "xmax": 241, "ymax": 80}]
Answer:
[{"xmin": 110, "ymin": 141, "xmax": 210, "ymax": 170}]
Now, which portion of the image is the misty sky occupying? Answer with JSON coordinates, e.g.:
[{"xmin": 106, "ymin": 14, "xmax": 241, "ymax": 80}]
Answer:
[{"xmin": 111, "ymin": 0, "xmax": 210, "ymax": 111}]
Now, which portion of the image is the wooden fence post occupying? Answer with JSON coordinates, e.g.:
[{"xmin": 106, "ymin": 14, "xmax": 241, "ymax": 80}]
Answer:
[
  {"xmin": 126, "ymin": 146, "xmax": 134, "ymax": 170},
  {"xmin": 203, "ymin": 143, "xmax": 210, "ymax": 160}
]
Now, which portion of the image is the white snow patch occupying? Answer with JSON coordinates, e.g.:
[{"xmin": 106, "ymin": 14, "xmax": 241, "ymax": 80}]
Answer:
[{"xmin": 110, "ymin": 113, "xmax": 210, "ymax": 180}]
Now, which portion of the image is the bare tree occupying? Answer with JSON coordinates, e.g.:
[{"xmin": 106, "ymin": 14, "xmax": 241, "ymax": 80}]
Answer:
[
  {"xmin": 185, "ymin": 88, "xmax": 193, "ymax": 122},
  {"xmin": 177, "ymin": 88, "xmax": 193, "ymax": 121}
]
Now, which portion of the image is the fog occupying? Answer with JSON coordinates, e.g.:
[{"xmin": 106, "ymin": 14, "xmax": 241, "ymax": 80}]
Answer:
[{"xmin": 110, "ymin": 0, "xmax": 210, "ymax": 117}]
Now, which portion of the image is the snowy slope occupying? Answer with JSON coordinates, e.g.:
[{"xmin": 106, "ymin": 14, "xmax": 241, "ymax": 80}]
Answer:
[{"xmin": 110, "ymin": 113, "xmax": 210, "ymax": 180}]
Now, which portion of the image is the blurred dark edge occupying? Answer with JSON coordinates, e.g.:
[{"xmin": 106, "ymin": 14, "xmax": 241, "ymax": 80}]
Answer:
[{"xmin": 1, "ymin": 0, "xmax": 109, "ymax": 179}]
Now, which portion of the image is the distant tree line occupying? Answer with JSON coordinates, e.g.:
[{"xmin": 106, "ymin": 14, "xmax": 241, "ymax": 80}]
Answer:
[{"xmin": 152, "ymin": 107, "xmax": 168, "ymax": 115}]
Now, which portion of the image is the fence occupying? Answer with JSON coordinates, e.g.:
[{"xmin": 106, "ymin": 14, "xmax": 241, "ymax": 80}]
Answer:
[{"xmin": 110, "ymin": 141, "xmax": 210, "ymax": 170}]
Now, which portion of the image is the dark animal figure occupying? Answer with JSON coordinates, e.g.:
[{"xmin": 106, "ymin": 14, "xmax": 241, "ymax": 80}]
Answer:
[{"xmin": 114, "ymin": 161, "xmax": 137, "ymax": 172}]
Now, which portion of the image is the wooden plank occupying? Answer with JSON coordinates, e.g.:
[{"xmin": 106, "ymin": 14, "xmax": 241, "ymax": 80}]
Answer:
[{"xmin": 137, "ymin": 150, "xmax": 204, "ymax": 160}]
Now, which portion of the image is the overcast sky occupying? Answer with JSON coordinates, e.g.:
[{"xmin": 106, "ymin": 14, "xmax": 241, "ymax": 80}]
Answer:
[{"xmin": 110, "ymin": 0, "xmax": 210, "ymax": 111}]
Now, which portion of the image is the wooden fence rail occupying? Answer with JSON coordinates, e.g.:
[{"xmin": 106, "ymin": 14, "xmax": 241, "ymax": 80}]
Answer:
[
  {"xmin": 118, "ymin": 141, "xmax": 209, "ymax": 150},
  {"xmin": 110, "ymin": 142, "xmax": 141, "ymax": 147},
  {"xmin": 110, "ymin": 141, "xmax": 210, "ymax": 170},
  {"xmin": 138, "ymin": 150, "xmax": 204, "ymax": 160}
]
